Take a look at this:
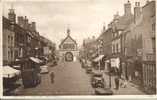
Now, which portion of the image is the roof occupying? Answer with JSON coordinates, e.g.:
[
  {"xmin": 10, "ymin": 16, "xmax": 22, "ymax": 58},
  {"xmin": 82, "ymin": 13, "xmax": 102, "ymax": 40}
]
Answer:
[
  {"xmin": 59, "ymin": 34, "xmax": 77, "ymax": 47},
  {"xmin": 3, "ymin": 66, "xmax": 20, "ymax": 78}
]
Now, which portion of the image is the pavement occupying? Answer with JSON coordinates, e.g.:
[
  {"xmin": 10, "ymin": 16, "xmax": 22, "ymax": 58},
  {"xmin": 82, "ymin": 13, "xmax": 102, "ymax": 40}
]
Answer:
[
  {"xmin": 16, "ymin": 60, "xmax": 94, "ymax": 95},
  {"xmin": 102, "ymin": 71, "xmax": 146, "ymax": 95}
]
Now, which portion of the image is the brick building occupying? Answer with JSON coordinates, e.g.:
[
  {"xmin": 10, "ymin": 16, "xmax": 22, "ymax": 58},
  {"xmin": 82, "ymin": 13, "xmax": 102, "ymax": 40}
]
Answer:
[
  {"xmin": 59, "ymin": 28, "xmax": 79, "ymax": 62},
  {"xmin": 96, "ymin": 0, "xmax": 156, "ymax": 94},
  {"xmin": 3, "ymin": 8, "xmax": 56, "ymax": 65},
  {"xmin": 125, "ymin": 1, "xmax": 156, "ymax": 94},
  {"xmin": 3, "ymin": 16, "xmax": 15, "ymax": 65},
  {"xmin": 83, "ymin": 36, "xmax": 97, "ymax": 60}
]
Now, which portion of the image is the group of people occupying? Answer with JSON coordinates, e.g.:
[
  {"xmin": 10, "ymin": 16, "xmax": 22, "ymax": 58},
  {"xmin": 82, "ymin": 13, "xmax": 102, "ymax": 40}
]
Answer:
[{"xmin": 113, "ymin": 68, "xmax": 128, "ymax": 90}]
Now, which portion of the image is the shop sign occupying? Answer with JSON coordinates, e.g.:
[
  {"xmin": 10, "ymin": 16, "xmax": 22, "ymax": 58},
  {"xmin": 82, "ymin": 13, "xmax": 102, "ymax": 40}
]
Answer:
[{"xmin": 111, "ymin": 58, "xmax": 120, "ymax": 68}]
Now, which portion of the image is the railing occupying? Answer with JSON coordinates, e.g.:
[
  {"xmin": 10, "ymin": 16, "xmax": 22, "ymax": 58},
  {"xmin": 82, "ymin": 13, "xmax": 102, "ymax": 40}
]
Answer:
[{"xmin": 142, "ymin": 61, "xmax": 156, "ymax": 94}]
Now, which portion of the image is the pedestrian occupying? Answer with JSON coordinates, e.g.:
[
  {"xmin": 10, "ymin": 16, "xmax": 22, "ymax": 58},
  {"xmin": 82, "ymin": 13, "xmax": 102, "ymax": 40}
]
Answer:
[
  {"xmin": 121, "ymin": 78, "xmax": 127, "ymax": 88},
  {"xmin": 114, "ymin": 75, "xmax": 119, "ymax": 90},
  {"xmin": 50, "ymin": 71, "xmax": 54, "ymax": 83}
]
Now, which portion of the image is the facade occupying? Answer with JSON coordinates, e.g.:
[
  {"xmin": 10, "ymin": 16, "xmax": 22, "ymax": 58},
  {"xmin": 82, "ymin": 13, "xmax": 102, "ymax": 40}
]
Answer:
[
  {"xmin": 3, "ymin": 8, "xmax": 56, "ymax": 65},
  {"xmin": 101, "ymin": 1, "xmax": 134, "ymax": 73},
  {"xmin": 125, "ymin": 1, "xmax": 156, "ymax": 93},
  {"xmin": 3, "ymin": 16, "xmax": 15, "ymax": 65},
  {"xmin": 59, "ymin": 28, "xmax": 79, "ymax": 62},
  {"xmin": 83, "ymin": 36, "xmax": 97, "ymax": 60},
  {"xmin": 96, "ymin": 0, "xmax": 156, "ymax": 94},
  {"xmin": 97, "ymin": 25, "xmax": 112, "ymax": 71}
]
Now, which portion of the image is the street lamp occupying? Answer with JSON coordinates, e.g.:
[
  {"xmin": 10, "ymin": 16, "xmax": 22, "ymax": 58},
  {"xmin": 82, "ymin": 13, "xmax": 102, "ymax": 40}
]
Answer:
[{"xmin": 109, "ymin": 60, "xmax": 112, "ymax": 88}]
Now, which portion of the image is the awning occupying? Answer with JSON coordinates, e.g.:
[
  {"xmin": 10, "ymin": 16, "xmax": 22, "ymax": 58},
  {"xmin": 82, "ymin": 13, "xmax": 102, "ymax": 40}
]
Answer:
[
  {"xmin": 13, "ymin": 65, "xmax": 21, "ymax": 68},
  {"xmin": 93, "ymin": 55, "xmax": 104, "ymax": 62},
  {"xmin": 30, "ymin": 57, "xmax": 43, "ymax": 64},
  {"xmin": 3, "ymin": 66, "xmax": 21, "ymax": 78}
]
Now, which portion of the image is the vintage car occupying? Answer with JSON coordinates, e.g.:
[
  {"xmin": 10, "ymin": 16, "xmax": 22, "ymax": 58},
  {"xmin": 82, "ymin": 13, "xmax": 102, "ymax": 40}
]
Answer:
[{"xmin": 91, "ymin": 70, "xmax": 104, "ymax": 88}]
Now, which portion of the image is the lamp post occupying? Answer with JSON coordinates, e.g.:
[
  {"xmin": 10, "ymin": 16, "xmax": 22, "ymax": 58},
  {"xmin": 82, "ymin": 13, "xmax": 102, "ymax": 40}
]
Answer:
[{"xmin": 109, "ymin": 60, "xmax": 112, "ymax": 88}]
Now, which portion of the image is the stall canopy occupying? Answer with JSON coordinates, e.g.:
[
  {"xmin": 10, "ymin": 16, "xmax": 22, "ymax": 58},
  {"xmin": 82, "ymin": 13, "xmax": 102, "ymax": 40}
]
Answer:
[
  {"xmin": 93, "ymin": 55, "xmax": 104, "ymax": 62},
  {"xmin": 3, "ymin": 66, "xmax": 21, "ymax": 78},
  {"xmin": 30, "ymin": 57, "xmax": 43, "ymax": 64}
]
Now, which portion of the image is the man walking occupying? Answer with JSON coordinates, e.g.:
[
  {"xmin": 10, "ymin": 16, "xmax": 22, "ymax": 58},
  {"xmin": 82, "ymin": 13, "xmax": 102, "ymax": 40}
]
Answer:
[
  {"xmin": 114, "ymin": 68, "xmax": 120, "ymax": 90},
  {"xmin": 114, "ymin": 75, "xmax": 119, "ymax": 90}
]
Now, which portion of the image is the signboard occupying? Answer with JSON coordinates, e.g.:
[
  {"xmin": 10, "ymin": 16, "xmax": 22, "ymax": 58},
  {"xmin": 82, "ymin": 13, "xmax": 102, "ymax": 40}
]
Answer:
[
  {"xmin": 137, "ymin": 49, "xmax": 142, "ymax": 56},
  {"xmin": 110, "ymin": 58, "xmax": 120, "ymax": 68}
]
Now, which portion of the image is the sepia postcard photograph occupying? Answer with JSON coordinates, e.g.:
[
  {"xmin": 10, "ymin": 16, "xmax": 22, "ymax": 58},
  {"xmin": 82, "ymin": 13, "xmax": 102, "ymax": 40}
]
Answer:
[{"xmin": 1, "ymin": 0, "xmax": 156, "ymax": 98}]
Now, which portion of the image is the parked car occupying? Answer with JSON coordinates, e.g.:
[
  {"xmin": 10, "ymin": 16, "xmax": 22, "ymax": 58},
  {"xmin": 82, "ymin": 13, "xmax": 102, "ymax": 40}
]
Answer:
[
  {"xmin": 91, "ymin": 70, "xmax": 104, "ymax": 88},
  {"xmin": 95, "ymin": 88, "xmax": 113, "ymax": 95},
  {"xmin": 38, "ymin": 56, "xmax": 47, "ymax": 65},
  {"xmin": 40, "ymin": 65, "xmax": 49, "ymax": 74}
]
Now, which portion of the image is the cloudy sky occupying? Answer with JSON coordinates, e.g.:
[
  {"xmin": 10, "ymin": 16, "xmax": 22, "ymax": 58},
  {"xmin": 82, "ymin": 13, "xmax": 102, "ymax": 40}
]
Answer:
[{"xmin": 3, "ymin": 0, "xmax": 146, "ymax": 48}]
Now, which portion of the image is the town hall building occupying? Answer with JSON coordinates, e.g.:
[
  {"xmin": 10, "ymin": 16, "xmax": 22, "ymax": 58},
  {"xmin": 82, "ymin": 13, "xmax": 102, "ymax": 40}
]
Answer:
[{"xmin": 59, "ymin": 28, "xmax": 79, "ymax": 62}]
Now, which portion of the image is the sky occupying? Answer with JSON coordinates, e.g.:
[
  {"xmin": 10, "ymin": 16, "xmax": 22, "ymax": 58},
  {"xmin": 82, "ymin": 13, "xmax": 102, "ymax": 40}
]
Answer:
[{"xmin": 3, "ymin": 0, "xmax": 146, "ymax": 49}]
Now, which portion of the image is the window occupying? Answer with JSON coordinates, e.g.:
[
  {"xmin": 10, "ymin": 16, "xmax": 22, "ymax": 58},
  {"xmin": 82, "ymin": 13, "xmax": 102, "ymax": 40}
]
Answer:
[
  {"xmin": 112, "ymin": 33, "xmax": 114, "ymax": 38},
  {"xmin": 8, "ymin": 36, "xmax": 10, "ymax": 43},
  {"xmin": 112, "ymin": 44, "xmax": 114, "ymax": 53},
  {"xmin": 11, "ymin": 50, "xmax": 12, "ymax": 59},
  {"xmin": 11, "ymin": 36, "xmax": 13, "ymax": 43},
  {"xmin": 63, "ymin": 43, "xmax": 75, "ymax": 49},
  {"xmin": 152, "ymin": 23, "xmax": 155, "ymax": 32},
  {"xmin": 118, "ymin": 43, "xmax": 121, "ymax": 53},
  {"xmin": 8, "ymin": 51, "xmax": 10, "ymax": 60},
  {"xmin": 152, "ymin": 38, "xmax": 155, "ymax": 53},
  {"xmin": 116, "ymin": 43, "xmax": 118, "ymax": 53},
  {"xmin": 113, "ymin": 44, "xmax": 115, "ymax": 53},
  {"xmin": 119, "ymin": 31, "xmax": 122, "ymax": 35}
]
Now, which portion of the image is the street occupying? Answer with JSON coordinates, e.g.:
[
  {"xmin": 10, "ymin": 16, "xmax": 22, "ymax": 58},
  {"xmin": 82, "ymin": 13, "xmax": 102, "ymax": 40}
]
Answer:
[{"xmin": 17, "ymin": 60, "xmax": 94, "ymax": 95}]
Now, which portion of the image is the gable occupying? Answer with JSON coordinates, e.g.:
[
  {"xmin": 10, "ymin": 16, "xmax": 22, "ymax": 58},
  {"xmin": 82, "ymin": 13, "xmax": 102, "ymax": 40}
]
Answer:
[
  {"xmin": 59, "ymin": 35, "xmax": 77, "ymax": 48},
  {"xmin": 64, "ymin": 36, "xmax": 75, "ymax": 43}
]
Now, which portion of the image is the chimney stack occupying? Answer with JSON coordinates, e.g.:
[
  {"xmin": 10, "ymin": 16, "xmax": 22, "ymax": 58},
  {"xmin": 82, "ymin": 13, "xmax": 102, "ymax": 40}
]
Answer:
[
  {"xmin": 17, "ymin": 16, "xmax": 24, "ymax": 27},
  {"xmin": 24, "ymin": 16, "xmax": 29, "ymax": 29},
  {"xmin": 114, "ymin": 12, "xmax": 120, "ymax": 20},
  {"xmin": 124, "ymin": 0, "xmax": 132, "ymax": 16},
  {"xmin": 8, "ymin": 8, "xmax": 16, "ymax": 24},
  {"xmin": 134, "ymin": 2, "xmax": 141, "ymax": 23},
  {"xmin": 31, "ymin": 22, "xmax": 36, "ymax": 31}
]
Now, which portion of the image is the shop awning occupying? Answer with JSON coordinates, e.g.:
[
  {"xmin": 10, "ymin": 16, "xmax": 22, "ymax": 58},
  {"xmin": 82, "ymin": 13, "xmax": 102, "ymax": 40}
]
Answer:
[
  {"xmin": 93, "ymin": 55, "xmax": 104, "ymax": 62},
  {"xmin": 13, "ymin": 65, "xmax": 21, "ymax": 68},
  {"xmin": 3, "ymin": 66, "xmax": 21, "ymax": 78},
  {"xmin": 30, "ymin": 57, "xmax": 43, "ymax": 64}
]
